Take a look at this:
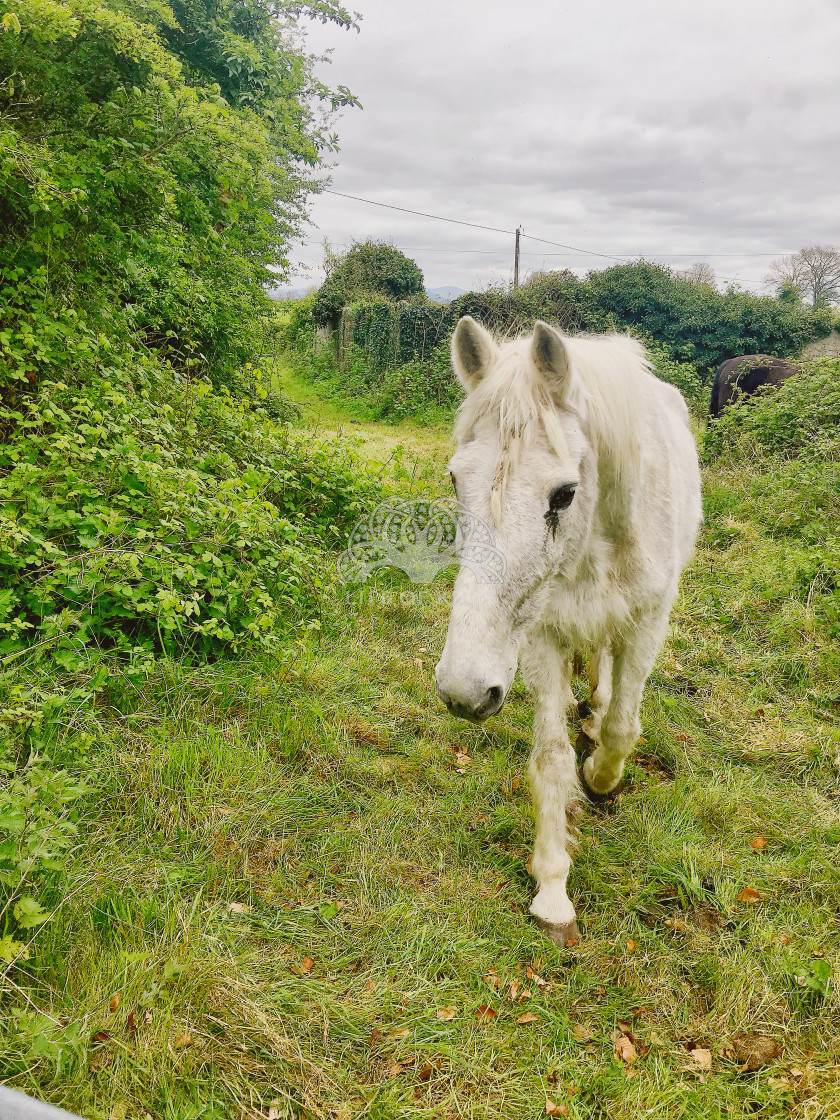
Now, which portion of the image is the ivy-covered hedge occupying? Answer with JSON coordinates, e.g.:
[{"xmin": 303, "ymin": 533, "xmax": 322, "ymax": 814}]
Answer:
[{"xmin": 301, "ymin": 263, "xmax": 835, "ymax": 392}]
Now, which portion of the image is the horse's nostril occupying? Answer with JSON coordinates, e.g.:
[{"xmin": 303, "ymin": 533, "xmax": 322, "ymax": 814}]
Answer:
[{"xmin": 486, "ymin": 685, "xmax": 504, "ymax": 710}]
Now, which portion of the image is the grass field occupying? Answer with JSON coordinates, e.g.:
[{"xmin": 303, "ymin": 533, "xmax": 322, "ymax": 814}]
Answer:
[{"xmin": 2, "ymin": 366, "xmax": 839, "ymax": 1120}]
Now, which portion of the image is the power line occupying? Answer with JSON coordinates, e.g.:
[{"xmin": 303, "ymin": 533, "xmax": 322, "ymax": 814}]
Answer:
[
  {"xmin": 323, "ymin": 189, "xmax": 512, "ymax": 237},
  {"xmin": 318, "ymin": 189, "xmax": 768, "ymax": 282}
]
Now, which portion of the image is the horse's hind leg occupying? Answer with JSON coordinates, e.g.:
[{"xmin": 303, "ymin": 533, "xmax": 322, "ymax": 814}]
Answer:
[
  {"xmin": 581, "ymin": 647, "xmax": 613, "ymax": 742},
  {"xmin": 582, "ymin": 611, "xmax": 669, "ymax": 796},
  {"xmin": 521, "ymin": 630, "xmax": 581, "ymax": 946}
]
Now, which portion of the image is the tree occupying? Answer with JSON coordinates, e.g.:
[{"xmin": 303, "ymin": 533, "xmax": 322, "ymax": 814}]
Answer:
[
  {"xmin": 332, "ymin": 240, "xmax": 425, "ymax": 300},
  {"xmin": 0, "ymin": 0, "xmax": 360, "ymax": 388},
  {"xmin": 680, "ymin": 262, "xmax": 717, "ymax": 288},
  {"xmin": 314, "ymin": 240, "xmax": 425, "ymax": 324},
  {"xmin": 766, "ymin": 246, "xmax": 840, "ymax": 307}
]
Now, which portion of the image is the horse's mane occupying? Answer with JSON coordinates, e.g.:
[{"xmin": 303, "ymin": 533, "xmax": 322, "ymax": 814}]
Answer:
[{"xmin": 455, "ymin": 332, "xmax": 652, "ymax": 523}]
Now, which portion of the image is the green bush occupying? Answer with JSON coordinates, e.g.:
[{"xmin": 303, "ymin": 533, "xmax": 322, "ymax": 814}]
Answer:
[
  {"xmin": 0, "ymin": 355, "xmax": 379, "ymax": 673},
  {"xmin": 705, "ymin": 359, "xmax": 840, "ymax": 461},
  {"xmin": 587, "ymin": 262, "xmax": 834, "ymax": 372}
]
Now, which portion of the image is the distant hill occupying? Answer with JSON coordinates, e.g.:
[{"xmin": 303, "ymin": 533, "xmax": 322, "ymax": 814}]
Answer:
[
  {"xmin": 426, "ymin": 286, "xmax": 466, "ymax": 303},
  {"xmin": 269, "ymin": 286, "xmax": 309, "ymax": 301}
]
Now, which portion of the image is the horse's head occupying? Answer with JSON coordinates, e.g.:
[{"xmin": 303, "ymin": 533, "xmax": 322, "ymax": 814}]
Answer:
[{"xmin": 435, "ymin": 316, "xmax": 602, "ymax": 723}]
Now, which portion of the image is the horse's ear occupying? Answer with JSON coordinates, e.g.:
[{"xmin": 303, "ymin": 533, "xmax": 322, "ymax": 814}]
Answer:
[
  {"xmin": 532, "ymin": 321, "xmax": 572, "ymax": 399},
  {"xmin": 451, "ymin": 316, "xmax": 497, "ymax": 390}
]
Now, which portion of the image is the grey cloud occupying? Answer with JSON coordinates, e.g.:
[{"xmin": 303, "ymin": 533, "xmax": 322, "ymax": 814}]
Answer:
[{"xmin": 287, "ymin": 0, "xmax": 840, "ymax": 291}]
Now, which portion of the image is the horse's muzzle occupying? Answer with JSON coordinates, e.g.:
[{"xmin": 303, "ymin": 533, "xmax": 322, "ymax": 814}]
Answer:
[{"xmin": 436, "ymin": 681, "xmax": 506, "ymax": 723}]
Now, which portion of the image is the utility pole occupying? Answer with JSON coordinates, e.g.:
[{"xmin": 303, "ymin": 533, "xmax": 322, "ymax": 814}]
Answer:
[{"xmin": 513, "ymin": 226, "xmax": 521, "ymax": 290}]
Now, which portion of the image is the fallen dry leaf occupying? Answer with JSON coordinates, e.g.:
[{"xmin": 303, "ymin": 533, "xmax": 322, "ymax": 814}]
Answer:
[
  {"xmin": 676, "ymin": 733, "xmax": 688, "ymax": 742},
  {"xmin": 482, "ymin": 971, "xmax": 503, "ymax": 990},
  {"xmin": 736, "ymin": 887, "xmax": 762, "ymax": 904},
  {"xmin": 572, "ymin": 1024, "xmax": 595, "ymax": 1042},
  {"xmin": 454, "ymin": 750, "xmax": 472, "ymax": 767},
  {"xmin": 109, "ymin": 994, "xmax": 120, "ymax": 1012},
  {"xmin": 475, "ymin": 1004, "xmax": 497, "ymax": 1023},
  {"xmin": 509, "ymin": 980, "xmax": 520, "ymax": 1001},
  {"xmin": 693, "ymin": 905, "xmax": 724, "ymax": 934},
  {"xmin": 300, "ymin": 956, "xmax": 313, "ymax": 974},
  {"xmin": 91, "ymin": 1031, "xmax": 110, "ymax": 1046},
  {"xmin": 613, "ymin": 1030, "xmax": 637, "ymax": 1065},
  {"xmin": 387, "ymin": 1061, "xmax": 405, "ymax": 1079},
  {"xmin": 517, "ymin": 1012, "xmax": 540, "ymax": 1025},
  {"xmin": 174, "ymin": 1031, "xmax": 192, "ymax": 1050},
  {"xmin": 267, "ymin": 1100, "xmax": 282, "ymax": 1120},
  {"xmin": 418, "ymin": 1061, "xmax": 438, "ymax": 1081},
  {"xmin": 144, "ymin": 1009, "xmax": 152, "ymax": 1025},
  {"xmin": 527, "ymin": 965, "xmax": 547, "ymax": 988},
  {"xmin": 750, "ymin": 836, "xmax": 767, "ymax": 852},
  {"xmin": 512, "ymin": 775, "xmax": 520, "ymax": 791},
  {"xmin": 364, "ymin": 978, "xmax": 376, "ymax": 992},
  {"xmin": 733, "ymin": 1033, "xmax": 782, "ymax": 1070},
  {"xmin": 518, "ymin": 988, "xmax": 533, "ymax": 1002},
  {"xmin": 228, "ymin": 901, "xmax": 250, "ymax": 914},
  {"xmin": 690, "ymin": 1047, "xmax": 712, "ymax": 1071},
  {"xmin": 388, "ymin": 1028, "xmax": 411, "ymax": 1040},
  {"xmin": 545, "ymin": 1099, "xmax": 569, "ymax": 1117},
  {"xmin": 126, "ymin": 1011, "xmax": 136, "ymax": 1034},
  {"xmin": 626, "ymin": 939, "xmax": 636, "ymax": 951},
  {"xmin": 436, "ymin": 1006, "xmax": 457, "ymax": 1021},
  {"xmin": 369, "ymin": 1028, "xmax": 381, "ymax": 1048}
]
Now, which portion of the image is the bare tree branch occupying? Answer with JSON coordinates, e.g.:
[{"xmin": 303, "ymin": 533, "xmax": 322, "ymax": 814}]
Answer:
[{"xmin": 766, "ymin": 245, "xmax": 840, "ymax": 306}]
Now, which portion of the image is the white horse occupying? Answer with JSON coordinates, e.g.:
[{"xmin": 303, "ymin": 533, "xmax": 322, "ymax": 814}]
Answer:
[{"xmin": 435, "ymin": 317, "xmax": 702, "ymax": 945}]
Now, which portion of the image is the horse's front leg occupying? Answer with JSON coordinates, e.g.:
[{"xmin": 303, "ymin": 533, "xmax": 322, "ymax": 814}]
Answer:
[
  {"xmin": 521, "ymin": 630, "xmax": 581, "ymax": 946},
  {"xmin": 582, "ymin": 611, "xmax": 669, "ymax": 796}
]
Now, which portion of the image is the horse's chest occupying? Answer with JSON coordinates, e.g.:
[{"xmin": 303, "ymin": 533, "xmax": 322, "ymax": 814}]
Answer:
[{"xmin": 541, "ymin": 572, "xmax": 631, "ymax": 650}]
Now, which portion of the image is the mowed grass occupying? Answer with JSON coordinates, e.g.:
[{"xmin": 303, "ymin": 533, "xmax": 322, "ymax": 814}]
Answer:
[{"xmin": 3, "ymin": 372, "xmax": 840, "ymax": 1120}]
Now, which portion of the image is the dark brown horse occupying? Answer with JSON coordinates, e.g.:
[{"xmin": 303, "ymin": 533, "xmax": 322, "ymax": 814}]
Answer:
[{"xmin": 709, "ymin": 355, "xmax": 800, "ymax": 417}]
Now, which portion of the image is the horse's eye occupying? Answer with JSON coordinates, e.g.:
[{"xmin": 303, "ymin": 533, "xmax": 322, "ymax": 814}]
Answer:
[{"xmin": 548, "ymin": 483, "xmax": 576, "ymax": 511}]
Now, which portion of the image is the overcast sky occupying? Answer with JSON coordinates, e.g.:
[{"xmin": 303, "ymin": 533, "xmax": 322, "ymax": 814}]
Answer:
[{"xmin": 284, "ymin": 0, "xmax": 840, "ymax": 293}]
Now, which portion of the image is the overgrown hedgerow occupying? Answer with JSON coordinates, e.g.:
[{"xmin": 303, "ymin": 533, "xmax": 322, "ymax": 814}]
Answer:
[{"xmin": 0, "ymin": 354, "xmax": 380, "ymax": 673}]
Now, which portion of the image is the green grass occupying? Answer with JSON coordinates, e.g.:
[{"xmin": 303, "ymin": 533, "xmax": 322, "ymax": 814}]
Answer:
[{"xmin": 2, "ymin": 367, "xmax": 839, "ymax": 1119}]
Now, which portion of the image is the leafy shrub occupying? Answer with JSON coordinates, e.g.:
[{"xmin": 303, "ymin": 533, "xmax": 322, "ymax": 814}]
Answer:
[
  {"xmin": 451, "ymin": 271, "xmax": 602, "ymax": 336},
  {"xmin": 374, "ymin": 340, "xmax": 462, "ymax": 421},
  {"xmin": 0, "ymin": 749, "xmax": 86, "ymax": 967},
  {"xmin": 705, "ymin": 359, "xmax": 840, "ymax": 461},
  {"xmin": 0, "ymin": 355, "xmax": 379, "ymax": 673},
  {"xmin": 587, "ymin": 262, "xmax": 834, "ymax": 372}
]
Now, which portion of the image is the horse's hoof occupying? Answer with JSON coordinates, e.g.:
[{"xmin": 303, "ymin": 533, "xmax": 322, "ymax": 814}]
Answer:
[
  {"xmin": 577, "ymin": 700, "xmax": 591, "ymax": 719},
  {"xmin": 531, "ymin": 915, "xmax": 581, "ymax": 947},
  {"xmin": 580, "ymin": 757, "xmax": 626, "ymax": 803}
]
